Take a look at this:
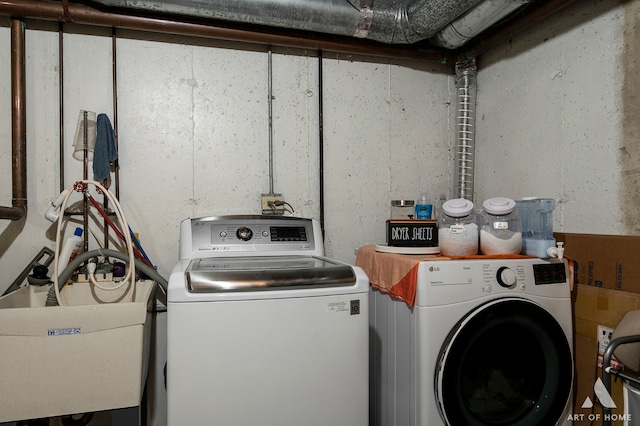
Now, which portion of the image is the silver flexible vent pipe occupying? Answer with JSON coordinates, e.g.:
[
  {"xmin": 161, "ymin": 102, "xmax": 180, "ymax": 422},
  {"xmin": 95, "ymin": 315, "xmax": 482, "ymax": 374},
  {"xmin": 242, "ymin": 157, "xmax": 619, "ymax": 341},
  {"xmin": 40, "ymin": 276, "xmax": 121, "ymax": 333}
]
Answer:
[
  {"xmin": 453, "ymin": 59, "xmax": 477, "ymax": 202},
  {"xmin": 431, "ymin": 0, "xmax": 532, "ymax": 49}
]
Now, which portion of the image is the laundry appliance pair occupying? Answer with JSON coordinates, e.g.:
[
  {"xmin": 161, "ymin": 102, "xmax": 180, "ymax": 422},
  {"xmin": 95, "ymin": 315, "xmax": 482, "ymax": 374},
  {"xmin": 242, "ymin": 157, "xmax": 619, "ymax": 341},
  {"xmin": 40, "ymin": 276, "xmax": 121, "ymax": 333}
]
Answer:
[{"xmin": 369, "ymin": 257, "xmax": 574, "ymax": 426}]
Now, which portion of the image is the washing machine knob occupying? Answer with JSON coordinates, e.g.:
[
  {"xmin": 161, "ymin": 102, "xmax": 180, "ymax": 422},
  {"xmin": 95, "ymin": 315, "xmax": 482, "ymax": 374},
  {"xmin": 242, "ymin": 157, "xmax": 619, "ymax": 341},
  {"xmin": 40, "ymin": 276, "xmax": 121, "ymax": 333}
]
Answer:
[
  {"xmin": 236, "ymin": 227, "xmax": 253, "ymax": 241},
  {"xmin": 496, "ymin": 267, "xmax": 517, "ymax": 288}
]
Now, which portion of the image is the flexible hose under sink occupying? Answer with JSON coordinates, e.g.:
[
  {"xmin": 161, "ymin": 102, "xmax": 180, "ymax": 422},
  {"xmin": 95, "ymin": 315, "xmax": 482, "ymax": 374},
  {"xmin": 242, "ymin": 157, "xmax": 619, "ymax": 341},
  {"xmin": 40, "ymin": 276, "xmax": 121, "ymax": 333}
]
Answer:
[{"xmin": 45, "ymin": 248, "xmax": 168, "ymax": 307}]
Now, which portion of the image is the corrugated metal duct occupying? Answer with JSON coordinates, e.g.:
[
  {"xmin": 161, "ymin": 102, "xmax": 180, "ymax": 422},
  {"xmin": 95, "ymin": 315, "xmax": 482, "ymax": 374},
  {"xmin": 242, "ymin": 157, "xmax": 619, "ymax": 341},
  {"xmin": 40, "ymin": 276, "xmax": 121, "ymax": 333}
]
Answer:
[{"xmin": 89, "ymin": 0, "xmax": 529, "ymax": 46}]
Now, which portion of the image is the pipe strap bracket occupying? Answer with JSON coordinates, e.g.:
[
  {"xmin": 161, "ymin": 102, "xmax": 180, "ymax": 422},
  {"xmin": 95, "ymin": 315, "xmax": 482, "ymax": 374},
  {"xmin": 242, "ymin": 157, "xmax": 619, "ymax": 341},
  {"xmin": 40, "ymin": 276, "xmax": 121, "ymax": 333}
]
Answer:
[
  {"xmin": 61, "ymin": 0, "xmax": 73, "ymax": 22},
  {"xmin": 354, "ymin": 0, "xmax": 373, "ymax": 38}
]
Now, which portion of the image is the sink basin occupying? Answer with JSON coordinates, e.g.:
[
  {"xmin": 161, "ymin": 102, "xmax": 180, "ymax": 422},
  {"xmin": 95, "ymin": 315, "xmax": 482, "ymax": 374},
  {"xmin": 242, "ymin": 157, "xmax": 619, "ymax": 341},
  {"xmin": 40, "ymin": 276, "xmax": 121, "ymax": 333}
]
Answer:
[{"xmin": 0, "ymin": 280, "xmax": 155, "ymax": 423}]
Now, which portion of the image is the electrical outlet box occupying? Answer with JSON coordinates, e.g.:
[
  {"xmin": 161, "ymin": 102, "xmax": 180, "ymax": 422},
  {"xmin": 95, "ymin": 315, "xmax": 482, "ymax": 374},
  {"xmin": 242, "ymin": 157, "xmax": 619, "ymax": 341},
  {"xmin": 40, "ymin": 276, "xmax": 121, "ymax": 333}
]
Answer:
[
  {"xmin": 598, "ymin": 325, "xmax": 613, "ymax": 354},
  {"xmin": 597, "ymin": 324, "xmax": 622, "ymax": 369},
  {"xmin": 261, "ymin": 194, "xmax": 284, "ymax": 214}
]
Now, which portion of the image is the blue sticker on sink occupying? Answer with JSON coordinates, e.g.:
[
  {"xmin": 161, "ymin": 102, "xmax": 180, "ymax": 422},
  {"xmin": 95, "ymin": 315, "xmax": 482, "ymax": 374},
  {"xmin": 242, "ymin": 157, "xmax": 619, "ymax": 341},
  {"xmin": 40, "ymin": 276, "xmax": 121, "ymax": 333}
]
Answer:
[{"xmin": 47, "ymin": 327, "xmax": 81, "ymax": 336}]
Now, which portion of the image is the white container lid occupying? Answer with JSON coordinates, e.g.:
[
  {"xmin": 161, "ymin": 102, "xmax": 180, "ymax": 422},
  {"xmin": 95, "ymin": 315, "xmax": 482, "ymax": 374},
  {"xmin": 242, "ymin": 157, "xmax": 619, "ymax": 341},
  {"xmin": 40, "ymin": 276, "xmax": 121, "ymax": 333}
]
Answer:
[
  {"xmin": 483, "ymin": 197, "xmax": 516, "ymax": 215},
  {"xmin": 442, "ymin": 198, "xmax": 474, "ymax": 217}
]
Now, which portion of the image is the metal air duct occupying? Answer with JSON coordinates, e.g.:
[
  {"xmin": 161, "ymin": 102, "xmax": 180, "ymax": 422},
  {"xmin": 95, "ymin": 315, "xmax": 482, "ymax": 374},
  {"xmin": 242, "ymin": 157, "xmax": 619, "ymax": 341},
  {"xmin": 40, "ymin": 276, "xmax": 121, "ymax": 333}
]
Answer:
[
  {"xmin": 432, "ymin": 0, "xmax": 532, "ymax": 48},
  {"xmin": 86, "ymin": 0, "xmax": 530, "ymax": 45}
]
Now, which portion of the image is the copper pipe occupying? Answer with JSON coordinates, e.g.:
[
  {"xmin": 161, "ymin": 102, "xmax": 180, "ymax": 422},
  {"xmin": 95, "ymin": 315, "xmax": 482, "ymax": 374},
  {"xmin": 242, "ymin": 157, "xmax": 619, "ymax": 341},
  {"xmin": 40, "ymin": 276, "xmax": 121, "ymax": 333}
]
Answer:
[
  {"xmin": 82, "ymin": 111, "xmax": 89, "ymax": 252},
  {"xmin": 112, "ymin": 28, "xmax": 119, "ymax": 201},
  {"xmin": 0, "ymin": 17, "xmax": 27, "ymax": 221},
  {"xmin": 0, "ymin": 0, "xmax": 456, "ymax": 63},
  {"xmin": 58, "ymin": 22, "xmax": 65, "ymax": 192}
]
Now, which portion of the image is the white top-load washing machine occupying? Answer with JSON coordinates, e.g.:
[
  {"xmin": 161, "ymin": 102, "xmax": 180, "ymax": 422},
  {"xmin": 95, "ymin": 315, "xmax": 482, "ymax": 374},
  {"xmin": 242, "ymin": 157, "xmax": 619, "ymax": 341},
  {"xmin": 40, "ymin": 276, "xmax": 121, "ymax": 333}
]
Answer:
[
  {"xmin": 370, "ymin": 258, "xmax": 574, "ymax": 426},
  {"xmin": 167, "ymin": 215, "xmax": 369, "ymax": 426}
]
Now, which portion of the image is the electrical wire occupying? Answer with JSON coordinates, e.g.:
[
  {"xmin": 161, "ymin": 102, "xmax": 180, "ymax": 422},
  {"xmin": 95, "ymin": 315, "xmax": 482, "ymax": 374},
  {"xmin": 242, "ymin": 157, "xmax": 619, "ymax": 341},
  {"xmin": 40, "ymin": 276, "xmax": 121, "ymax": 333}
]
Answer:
[
  {"xmin": 53, "ymin": 180, "xmax": 136, "ymax": 306},
  {"xmin": 270, "ymin": 199, "xmax": 296, "ymax": 216}
]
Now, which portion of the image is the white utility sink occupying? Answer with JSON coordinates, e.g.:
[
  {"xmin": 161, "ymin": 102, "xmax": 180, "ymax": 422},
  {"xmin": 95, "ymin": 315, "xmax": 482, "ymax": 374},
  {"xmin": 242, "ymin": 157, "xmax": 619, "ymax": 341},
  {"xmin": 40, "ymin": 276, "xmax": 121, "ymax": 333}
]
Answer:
[{"xmin": 0, "ymin": 280, "xmax": 155, "ymax": 423}]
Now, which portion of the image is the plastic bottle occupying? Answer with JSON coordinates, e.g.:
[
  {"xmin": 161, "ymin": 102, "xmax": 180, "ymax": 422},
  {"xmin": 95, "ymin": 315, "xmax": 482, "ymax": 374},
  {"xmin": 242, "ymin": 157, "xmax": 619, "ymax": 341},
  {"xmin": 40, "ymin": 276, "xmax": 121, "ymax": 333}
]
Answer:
[
  {"xmin": 57, "ymin": 227, "xmax": 84, "ymax": 273},
  {"xmin": 415, "ymin": 193, "xmax": 432, "ymax": 219}
]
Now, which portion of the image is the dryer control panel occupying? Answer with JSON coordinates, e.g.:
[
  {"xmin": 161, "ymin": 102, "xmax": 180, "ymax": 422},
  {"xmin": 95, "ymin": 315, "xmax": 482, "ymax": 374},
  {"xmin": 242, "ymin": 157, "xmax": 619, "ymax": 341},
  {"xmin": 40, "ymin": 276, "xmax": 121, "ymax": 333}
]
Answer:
[
  {"xmin": 416, "ymin": 258, "xmax": 571, "ymax": 307},
  {"xmin": 532, "ymin": 262, "xmax": 567, "ymax": 285}
]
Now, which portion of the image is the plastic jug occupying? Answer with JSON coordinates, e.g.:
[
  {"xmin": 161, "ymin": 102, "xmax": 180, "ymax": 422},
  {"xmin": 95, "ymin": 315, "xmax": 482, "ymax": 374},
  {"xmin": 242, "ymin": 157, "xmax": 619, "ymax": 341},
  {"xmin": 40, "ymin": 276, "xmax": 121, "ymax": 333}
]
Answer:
[{"xmin": 516, "ymin": 198, "xmax": 556, "ymax": 258}]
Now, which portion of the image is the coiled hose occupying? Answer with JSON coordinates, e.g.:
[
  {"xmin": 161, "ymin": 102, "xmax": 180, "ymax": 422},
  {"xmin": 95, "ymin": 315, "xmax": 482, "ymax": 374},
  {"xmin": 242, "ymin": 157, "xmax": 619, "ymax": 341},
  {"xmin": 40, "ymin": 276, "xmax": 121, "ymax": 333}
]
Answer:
[{"xmin": 45, "ymin": 248, "xmax": 168, "ymax": 307}]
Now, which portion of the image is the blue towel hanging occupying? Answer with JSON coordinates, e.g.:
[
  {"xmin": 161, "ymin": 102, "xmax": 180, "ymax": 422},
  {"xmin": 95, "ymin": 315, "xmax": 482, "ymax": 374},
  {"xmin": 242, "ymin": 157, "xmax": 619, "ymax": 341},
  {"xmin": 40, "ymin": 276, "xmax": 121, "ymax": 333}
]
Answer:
[{"xmin": 93, "ymin": 113, "xmax": 118, "ymax": 181}]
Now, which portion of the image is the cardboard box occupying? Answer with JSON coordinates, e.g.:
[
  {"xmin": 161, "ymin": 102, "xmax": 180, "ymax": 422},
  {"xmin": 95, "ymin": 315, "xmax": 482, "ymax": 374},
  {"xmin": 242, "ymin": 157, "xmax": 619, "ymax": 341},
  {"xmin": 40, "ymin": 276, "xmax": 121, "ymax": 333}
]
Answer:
[
  {"xmin": 0, "ymin": 280, "xmax": 155, "ymax": 423},
  {"xmin": 572, "ymin": 284, "xmax": 640, "ymax": 425},
  {"xmin": 555, "ymin": 233, "xmax": 640, "ymax": 293}
]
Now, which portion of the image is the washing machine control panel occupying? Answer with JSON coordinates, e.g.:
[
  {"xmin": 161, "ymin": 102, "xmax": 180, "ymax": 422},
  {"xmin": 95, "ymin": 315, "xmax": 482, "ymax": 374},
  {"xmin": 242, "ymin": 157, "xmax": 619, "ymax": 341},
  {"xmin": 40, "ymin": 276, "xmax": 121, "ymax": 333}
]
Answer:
[{"xmin": 180, "ymin": 215, "xmax": 323, "ymax": 258}]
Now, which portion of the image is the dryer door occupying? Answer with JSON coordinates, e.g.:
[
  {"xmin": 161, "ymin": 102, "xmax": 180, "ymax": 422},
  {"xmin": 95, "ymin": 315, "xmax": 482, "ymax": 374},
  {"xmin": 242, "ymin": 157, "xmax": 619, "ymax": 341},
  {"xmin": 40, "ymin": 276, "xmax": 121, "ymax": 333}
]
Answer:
[{"xmin": 435, "ymin": 298, "xmax": 573, "ymax": 426}]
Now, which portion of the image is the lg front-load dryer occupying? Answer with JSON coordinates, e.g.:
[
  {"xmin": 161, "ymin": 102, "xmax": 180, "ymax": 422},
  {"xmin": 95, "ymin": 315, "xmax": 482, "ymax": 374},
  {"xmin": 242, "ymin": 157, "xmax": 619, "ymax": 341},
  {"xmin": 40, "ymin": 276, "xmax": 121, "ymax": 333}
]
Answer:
[{"xmin": 370, "ymin": 258, "xmax": 574, "ymax": 426}]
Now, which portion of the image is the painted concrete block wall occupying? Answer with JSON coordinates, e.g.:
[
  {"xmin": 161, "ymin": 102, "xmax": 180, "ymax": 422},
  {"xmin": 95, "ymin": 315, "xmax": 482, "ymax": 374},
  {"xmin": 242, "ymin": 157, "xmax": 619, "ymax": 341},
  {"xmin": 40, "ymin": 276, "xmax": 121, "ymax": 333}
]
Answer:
[
  {"xmin": 475, "ymin": 0, "xmax": 638, "ymax": 236},
  {"xmin": 2, "ymin": 1, "xmax": 637, "ymax": 290},
  {"xmin": 321, "ymin": 55, "xmax": 451, "ymax": 261},
  {"xmin": 0, "ymin": 20, "xmax": 452, "ymax": 292}
]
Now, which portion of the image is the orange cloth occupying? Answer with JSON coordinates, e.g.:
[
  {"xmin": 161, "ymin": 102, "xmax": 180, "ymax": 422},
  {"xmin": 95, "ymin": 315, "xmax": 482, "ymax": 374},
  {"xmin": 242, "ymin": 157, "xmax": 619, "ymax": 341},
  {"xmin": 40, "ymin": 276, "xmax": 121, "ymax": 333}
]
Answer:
[
  {"xmin": 355, "ymin": 244, "xmax": 538, "ymax": 307},
  {"xmin": 355, "ymin": 245, "xmax": 440, "ymax": 306}
]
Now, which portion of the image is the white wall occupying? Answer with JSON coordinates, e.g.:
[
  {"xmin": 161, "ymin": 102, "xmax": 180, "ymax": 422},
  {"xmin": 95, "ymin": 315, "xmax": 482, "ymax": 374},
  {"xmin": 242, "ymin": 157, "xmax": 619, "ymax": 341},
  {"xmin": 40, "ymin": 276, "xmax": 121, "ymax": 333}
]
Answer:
[
  {"xmin": 0, "ymin": 21, "xmax": 452, "ymax": 291},
  {"xmin": 475, "ymin": 0, "xmax": 639, "ymax": 236},
  {"xmin": 3, "ymin": 1, "xmax": 637, "ymax": 292}
]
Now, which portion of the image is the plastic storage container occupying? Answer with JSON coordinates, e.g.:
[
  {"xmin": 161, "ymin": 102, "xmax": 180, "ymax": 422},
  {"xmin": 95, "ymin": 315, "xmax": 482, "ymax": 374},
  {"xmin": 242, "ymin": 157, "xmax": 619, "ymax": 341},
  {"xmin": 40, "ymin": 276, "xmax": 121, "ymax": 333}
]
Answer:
[
  {"xmin": 479, "ymin": 197, "xmax": 522, "ymax": 255},
  {"xmin": 516, "ymin": 198, "xmax": 556, "ymax": 258},
  {"xmin": 438, "ymin": 198, "xmax": 478, "ymax": 256},
  {"xmin": 390, "ymin": 200, "xmax": 415, "ymax": 219}
]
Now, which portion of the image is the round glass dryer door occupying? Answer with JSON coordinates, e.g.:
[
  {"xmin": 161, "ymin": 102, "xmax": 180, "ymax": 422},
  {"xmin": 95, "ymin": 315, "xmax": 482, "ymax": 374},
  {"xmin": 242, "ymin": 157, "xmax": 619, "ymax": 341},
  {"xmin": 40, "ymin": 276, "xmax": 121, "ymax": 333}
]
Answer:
[{"xmin": 435, "ymin": 298, "xmax": 573, "ymax": 426}]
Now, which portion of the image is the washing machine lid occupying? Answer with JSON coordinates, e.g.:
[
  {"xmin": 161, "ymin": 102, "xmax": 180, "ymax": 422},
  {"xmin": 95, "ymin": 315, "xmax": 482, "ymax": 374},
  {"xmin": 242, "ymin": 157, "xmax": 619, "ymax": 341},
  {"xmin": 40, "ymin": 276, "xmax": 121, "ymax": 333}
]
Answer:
[{"xmin": 185, "ymin": 256, "xmax": 357, "ymax": 292}]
